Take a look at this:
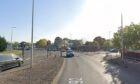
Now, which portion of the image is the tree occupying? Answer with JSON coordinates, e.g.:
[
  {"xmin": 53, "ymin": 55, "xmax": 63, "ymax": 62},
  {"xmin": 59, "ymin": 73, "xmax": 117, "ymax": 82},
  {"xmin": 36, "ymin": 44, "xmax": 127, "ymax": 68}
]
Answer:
[
  {"xmin": 20, "ymin": 41, "xmax": 30, "ymax": 49},
  {"xmin": 93, "ymin": 41, "xmax": 100, "ymax": 50},
  {"xmin": 84, "ymin": 41, "xmax": 97, "ymax": 51},
  {"xmin": 63, "ymin": 38, "xmax": 69, "ymax": 47},
  {"xmin": 71, "ymin": 39, "xmax": 83, "ymax": 50},
  {"xmin": 47, "ymin": 40, "xmax": 51, "ymax": 46},
  {"xmin": 54, "ymin": 37, "xmax": 63, "ymax": 49},
  {"xmin": 103, "ymin": 39, "xmax": 113, "ymax": 50},
  {"xmin": 112, "ymin": 23, "xmax": 140, "ymax": 50},
  {"xmin": 46, "ymin": 40, "xmax": 51, "ymax": 50},
  {"xmin": 93, "ymin": 36, "xmax": 105, "ymax": 49},
  {"xmin": 24, "ymin": 42, "xmax": 30, "ymax": 49},
  {"xmin": 85, "ymin": 41, "xmax": 94, "ymax": 46},
  {"xmin": 0, "ymin": 36, "xmax": 7, "ymax": 52},
  {"xmin": 112, "ymin": 31, "xmax": 121, "ymax": 48},
  {"xmin": 36, "ymin": 39, "xmax": 47, "ymax": 48},
  {"xmin": 13, "ymin": 42, "xmax": 19, "ymax": 49}
]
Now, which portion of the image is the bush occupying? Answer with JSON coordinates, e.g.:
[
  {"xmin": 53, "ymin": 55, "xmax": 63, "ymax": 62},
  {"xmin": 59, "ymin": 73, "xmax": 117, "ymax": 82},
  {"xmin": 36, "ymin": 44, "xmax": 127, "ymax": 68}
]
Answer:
[{"xmin": 0, "ymin": 36, "xmax": 7, "ymax": 52}]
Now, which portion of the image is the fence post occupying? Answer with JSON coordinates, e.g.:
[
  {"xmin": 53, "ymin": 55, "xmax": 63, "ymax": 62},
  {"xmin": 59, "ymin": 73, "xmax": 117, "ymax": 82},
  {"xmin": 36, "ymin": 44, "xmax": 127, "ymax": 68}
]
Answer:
[{"xmin": 47, "ymin": 50, "xmax": 48, "ymax": 59}]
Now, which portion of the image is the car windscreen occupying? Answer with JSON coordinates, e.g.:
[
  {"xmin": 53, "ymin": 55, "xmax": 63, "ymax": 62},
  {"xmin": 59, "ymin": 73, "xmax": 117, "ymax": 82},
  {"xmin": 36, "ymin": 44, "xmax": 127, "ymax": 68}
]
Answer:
[
  {"xmin": 0, "ymin": 55, "xmax": 13, "ymax": 62},
  {"xmin": 67, "ymin": 50, "xmax": 73, "ymax": 53},
  {"xmin": 11, "ymin": 54, "xmax": 18, "ymax": 58}
]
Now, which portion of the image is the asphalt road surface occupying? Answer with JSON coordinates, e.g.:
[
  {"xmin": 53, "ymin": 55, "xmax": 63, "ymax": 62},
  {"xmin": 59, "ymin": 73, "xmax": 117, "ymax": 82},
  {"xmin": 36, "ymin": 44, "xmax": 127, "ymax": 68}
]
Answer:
[{"xmin": 58, "ymin": 52, "xmax": 109, "ymax": 84}]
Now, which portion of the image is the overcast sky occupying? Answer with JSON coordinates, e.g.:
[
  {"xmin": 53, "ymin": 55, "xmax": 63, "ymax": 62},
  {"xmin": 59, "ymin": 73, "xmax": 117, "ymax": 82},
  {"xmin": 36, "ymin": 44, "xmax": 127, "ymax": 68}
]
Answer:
[{"xmin": 0, "ymin": 0, "xmax": 140, "ymax": 42}]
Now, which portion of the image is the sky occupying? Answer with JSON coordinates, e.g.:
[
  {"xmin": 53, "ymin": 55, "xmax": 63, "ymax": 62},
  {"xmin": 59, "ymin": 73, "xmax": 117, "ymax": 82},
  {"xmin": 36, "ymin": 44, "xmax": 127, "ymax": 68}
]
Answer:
[{"xmin": 0, "ymin": 0, "xmax": 140, "ymax": 43}]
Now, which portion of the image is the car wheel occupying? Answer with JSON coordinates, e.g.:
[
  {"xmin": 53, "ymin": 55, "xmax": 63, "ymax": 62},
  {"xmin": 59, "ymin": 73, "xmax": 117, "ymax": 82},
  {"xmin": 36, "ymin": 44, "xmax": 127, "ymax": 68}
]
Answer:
[{"xmin": 22, "ymin": 61, "xmax": 24, "ymax": 64}]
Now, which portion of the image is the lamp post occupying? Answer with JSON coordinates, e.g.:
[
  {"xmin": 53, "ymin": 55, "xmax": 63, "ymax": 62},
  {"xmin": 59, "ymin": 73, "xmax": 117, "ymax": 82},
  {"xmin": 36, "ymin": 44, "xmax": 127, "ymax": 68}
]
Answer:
[
  {"xmin": 11, "ymin": 27, "xmax": 16, "ymax": 52},
  {"xmin": 30, "ymin": 0, "xmax": 34, "ymax": 68},
  {"xmin": 121, "ymin": 13, "xmax": 124, "ymax": 60}
]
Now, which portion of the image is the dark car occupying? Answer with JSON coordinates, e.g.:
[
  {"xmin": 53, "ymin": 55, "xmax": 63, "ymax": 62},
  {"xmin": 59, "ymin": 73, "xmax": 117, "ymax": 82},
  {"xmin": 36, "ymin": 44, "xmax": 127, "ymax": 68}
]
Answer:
[
  {"xmin": 0, "ymin": 54, "xmax": 23, "ymax": 72},
  {"xmin": 66, "ymin": 50, "xmax": 74, "ymax": 57}
]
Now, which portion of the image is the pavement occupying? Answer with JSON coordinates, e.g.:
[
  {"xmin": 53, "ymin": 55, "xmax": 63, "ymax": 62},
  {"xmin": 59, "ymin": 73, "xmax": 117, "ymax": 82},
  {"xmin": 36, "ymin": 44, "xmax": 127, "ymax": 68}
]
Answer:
[{"xmin": 104, "ymin": 52, "xmax": 140, "ymax": 84}]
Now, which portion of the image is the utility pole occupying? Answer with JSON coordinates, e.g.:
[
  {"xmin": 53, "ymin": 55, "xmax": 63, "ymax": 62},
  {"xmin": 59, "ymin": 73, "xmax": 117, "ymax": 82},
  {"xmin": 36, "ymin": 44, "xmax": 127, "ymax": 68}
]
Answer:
[
  {"xmin": 108, "ymin": 31, "xmax": 111, "ymax": 50},
  {"xmin": 11, "ymin": 27, "xmax": 16, "ymax": 52},
  {"xmin": 31, "ymin": 0, "xmax": 34, "ymax": 68},
  {"xmin": 121, "ymin": 13, "xmax": 125, "ymax": 66}
]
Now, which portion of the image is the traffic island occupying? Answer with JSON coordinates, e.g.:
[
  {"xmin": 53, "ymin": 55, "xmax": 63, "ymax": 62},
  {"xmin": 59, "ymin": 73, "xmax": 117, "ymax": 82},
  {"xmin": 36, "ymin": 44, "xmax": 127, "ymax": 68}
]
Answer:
[{"xmin": 0, "ymin": 56, "xmax": 64, "ymax": 84}]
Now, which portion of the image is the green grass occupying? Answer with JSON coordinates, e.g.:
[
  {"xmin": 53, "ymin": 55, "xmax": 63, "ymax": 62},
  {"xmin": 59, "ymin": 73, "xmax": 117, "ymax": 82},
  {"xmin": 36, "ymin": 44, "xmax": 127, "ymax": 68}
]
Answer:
[{"xmin": 0, "ymin": 50, "xmax": 22, "ymax": 55}]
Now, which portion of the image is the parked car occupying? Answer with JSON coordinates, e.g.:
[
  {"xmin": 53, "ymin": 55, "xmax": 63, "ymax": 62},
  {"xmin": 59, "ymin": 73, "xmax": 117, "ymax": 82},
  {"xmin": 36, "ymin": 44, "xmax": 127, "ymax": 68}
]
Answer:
[
  {"xmin": 109, "ymin": 48, "xmax": 118, "ymax": 53},
  {"xmin": 0, "ymin": 54, "xmax": 23, "ymax": 72},
  {"xmin": 11, "ymin": 54, "xmax": 23, "ymax": 64},
  {"xmin": 66, "ymin": 50, "xmax": 74, "ymax": 57}
]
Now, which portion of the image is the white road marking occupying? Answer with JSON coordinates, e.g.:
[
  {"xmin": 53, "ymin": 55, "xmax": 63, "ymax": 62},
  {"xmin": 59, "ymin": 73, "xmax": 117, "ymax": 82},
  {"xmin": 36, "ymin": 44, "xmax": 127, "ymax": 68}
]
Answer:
[{"xmin": 68, "ymin": 77, "xmax": 83, "ymax": 84}]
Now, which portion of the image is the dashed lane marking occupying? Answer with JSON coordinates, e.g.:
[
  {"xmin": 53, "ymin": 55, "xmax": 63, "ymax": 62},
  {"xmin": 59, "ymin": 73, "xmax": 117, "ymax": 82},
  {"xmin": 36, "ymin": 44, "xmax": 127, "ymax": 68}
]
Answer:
[{"xmin": 68, "ymin": 77, "xmax": 83, "ymax": 84}]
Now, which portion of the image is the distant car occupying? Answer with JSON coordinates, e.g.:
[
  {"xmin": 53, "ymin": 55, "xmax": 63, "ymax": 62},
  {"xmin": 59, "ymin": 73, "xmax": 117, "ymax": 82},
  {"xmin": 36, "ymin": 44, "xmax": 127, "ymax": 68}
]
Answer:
[
  {"xmin": 0, "ymin": 54, "xmax": 23, "ymax": 72},
  {"xmin": 66, "ymin": 50, "xmax": 74, "ymax": 57},
  {"xmin": 25, "ymin": 48, "xmax": 30, "ymax": 50},
  {"xmin": 109, "ymin": 49, "xmax": 118, "ymax": 52}
]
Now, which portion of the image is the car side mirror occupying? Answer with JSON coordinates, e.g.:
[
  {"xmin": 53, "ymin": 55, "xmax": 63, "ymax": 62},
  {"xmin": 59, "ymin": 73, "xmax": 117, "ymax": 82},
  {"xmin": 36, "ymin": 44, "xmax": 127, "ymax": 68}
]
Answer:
[{"xmin": 15, "ymin": 58, "xmax": 19, "ymax": 60}]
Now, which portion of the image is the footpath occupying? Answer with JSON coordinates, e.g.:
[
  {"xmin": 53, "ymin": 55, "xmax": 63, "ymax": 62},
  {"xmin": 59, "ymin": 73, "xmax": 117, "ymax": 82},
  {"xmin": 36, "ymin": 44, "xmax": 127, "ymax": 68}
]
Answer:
[{"xmin": 85, "ymin": 51, "xmax": 140, "ymax": 84}]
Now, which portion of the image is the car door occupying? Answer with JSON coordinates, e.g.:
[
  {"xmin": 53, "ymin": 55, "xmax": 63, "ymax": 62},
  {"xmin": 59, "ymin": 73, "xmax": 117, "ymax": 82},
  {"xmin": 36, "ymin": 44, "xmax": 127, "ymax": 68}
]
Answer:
[
  {"xmin": 12, "ymin": 57, "xmax": 19, "ymax": 67},
  {"xmin": 9, "ymin": 56, "xmax": 18, "ymax": 68},
  {"xmin": 0, "ymin": 62, "xmax": 5, "ymax": 70},
  {"xmin": 4, "ymin": 56, "xmax": 12, "ymax": 69},
  {"xmin": 0, "ymin": 55, "xmax": 14, "ymax": 70},
  {"xmin": 11, "ymin": 55, "xmax": 20, "ymax": 67},
  {"xmin": 4, "ymin": 55, "xmax": 16, "ymax": 69},
  {"xmin": 5, "ymin": 60, "xmax": 13, "ymax": 69}
]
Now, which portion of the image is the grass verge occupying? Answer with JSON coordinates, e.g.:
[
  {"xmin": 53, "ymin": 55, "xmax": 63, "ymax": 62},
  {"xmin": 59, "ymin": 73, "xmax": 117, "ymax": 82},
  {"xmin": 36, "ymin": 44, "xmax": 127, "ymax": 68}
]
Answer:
[{"xmin": 0, "ymin": 50, "xmax": 22, "ymax": 55}]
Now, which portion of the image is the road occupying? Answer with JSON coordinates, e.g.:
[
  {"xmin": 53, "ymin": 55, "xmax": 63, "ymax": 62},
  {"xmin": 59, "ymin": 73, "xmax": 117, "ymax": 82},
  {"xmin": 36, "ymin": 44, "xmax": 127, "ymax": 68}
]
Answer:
[
  {"xmin": 58, "ymin": 52, "xmax": 109, "ymax": 84},
  {"xmin": 58, "ymin": 51, "xmax": 140, "ymax": 84},
  {"xmin": 2, "ymin": 50, "xmax": 140, "ymax": 84}
]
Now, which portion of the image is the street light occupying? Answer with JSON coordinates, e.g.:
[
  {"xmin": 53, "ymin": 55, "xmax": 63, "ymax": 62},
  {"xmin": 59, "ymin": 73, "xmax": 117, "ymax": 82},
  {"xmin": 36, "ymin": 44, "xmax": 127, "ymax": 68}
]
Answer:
[
  {"xmin": 11, "ymin": 27, "xmax": 16, "ymax": 51},
  {"xmin": 121, "ymin": 13, "xmax": 124, "ymax": 59},
  {"xmin": 30, "ymin": 0, "xmax": 34, "ymax": 68}
]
